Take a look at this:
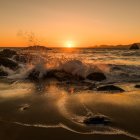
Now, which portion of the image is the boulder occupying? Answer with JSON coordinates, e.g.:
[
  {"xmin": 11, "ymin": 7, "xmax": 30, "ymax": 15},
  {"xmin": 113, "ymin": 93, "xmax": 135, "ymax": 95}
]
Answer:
[
  {"xmin": 27, "ymin": 69, "xmax": 84, "ymax": 82},
  {"xmin": 88, "ymin": 83, "xmax": 96, "ymax": 90},
  {"xmin": 53, "ymin": 71, "xmax": 73, "ymax": 81},
  {"xmin": 0, "ymin": 57, "xmax": 18, "ymax": 70},
  {"xmin": 19, "ymin": 104, "xmax": 30, "ymax": 111},
  {"xmin": 28, "ymin": 70, "xmax": 40, "ymax": 81},
  {"xmin": 47, "ymin": 70, "xmax": 84, "ymax": 81},
  {"xmin": 27, "ymin": 69, "xmax": 47, "ymax": 81},
  {"xmin": 14, "ymin": 55, "xmax": 27, "ymax": 63},
  {"xmin": 135, "ymin": 85, "xmax": 140, "ymax": 88},
  {"xmin": 25, "ymin": 46, "xmax": 51, "ymax": 51},
  {"xmin": 0, "ymin": 49, "xmax": 17, "ymax": 58},
  {"xmin": 130, "ymin": 43, "xmax": 139, "ymax": 50},
  {"xmin": 83, "ymin": 115, "xmax": 111, "ymax": 125},
  {"xmin": 0, "ymin": 69, "xmax": 8, "ymax": 76},
  {"xmin": 97, "ymin": 85, "xmax": 124, "ymax": 92},
  {"xmin": 86, "ymin": 72, "xmax": 106, "ymax": 81}
]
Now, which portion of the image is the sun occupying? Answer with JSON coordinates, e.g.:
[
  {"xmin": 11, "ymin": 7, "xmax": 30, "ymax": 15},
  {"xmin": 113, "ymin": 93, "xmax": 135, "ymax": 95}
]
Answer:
[{"xmin": 65, "ymin": 41, "xmax": 75, "ymax": 48}]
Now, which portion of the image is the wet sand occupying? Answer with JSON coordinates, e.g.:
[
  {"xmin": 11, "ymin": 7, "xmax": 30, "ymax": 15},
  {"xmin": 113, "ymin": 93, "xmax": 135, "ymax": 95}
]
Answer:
[{"xmin": 0, "ymin": 81, "xmax": 140, "ymax": 140}]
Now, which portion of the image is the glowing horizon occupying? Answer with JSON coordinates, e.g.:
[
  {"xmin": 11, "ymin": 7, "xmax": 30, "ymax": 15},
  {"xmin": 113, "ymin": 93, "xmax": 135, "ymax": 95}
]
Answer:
[{"xmin": 0, "ymin": 0, "xmax": 140, "ymax": 47}]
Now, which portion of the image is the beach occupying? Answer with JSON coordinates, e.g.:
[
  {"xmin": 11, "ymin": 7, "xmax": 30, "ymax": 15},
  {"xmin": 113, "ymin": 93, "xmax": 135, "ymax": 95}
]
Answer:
[{"xmin": 0, "ymin": 48, "xmax": 140, "ymax": 140}]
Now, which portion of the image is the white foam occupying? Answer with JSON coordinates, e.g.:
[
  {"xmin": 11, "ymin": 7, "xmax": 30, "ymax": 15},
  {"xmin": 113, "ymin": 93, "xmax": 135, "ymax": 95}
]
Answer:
[
  {"xmin": 0, "ymin": 66, "xmax": 15, "ymax": 75},
  {"xmin": 2, "ymin": 120, "xmax": 139, "ymax": 140}
]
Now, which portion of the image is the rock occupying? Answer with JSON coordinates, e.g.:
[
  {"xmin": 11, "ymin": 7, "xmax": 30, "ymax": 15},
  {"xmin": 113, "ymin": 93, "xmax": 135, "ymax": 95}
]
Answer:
[
  {"xmin": 19, "ymin": 104, "xmax": 30, "ymax": 111},
  {"xmin": 0, "ymin": 69, "xmax": 8, "ymax": 76},
  {"xmin": 86, "ymin": 72, "xmax": 106, "ymax": 81},
  {"xmin": 47, "ymin": 70, "xmax": 83, "ymax": 81},
  {"xmin": 112, "ymin": 66, "xmax": 122, "ymax": 71},
  {"xmin": 88, "ymin": 83, "xmax": 96, "ymax": 90},
  {"xmin": 130, "ymin": 43, "xmax": 139, "ymax": 50},
  {"xmin": 83, "ymin": 115, "xmax": 111, "ymax": 125},
  {"xmin": 28, "ymin": 69, "xmax": 84, "ymax": 82},
  {"xmin": 135, "ymin": 85, "xmax": 140, "ymax": 88},
  {"xmin": 27, "ymin": 69, "xmax": 47, "ymax": 81},
  {"xmin": 14, "ymin": 55, "xmax": 27, "ymax": 63},
  {"xmin": 97, "ymin": 85, "xmax": 125, "ymax": 92},
  {"xmin": 53, "ymin": 71, "xmax": 72, "ymax": 81},
  {"xmin": 0, "ymin": 49, "xmax": 17, "ymax": 58},
  {"xmin": 28, "ymin": 70, "xmax": 40, "ymax": 81},
  {"xmin": 25, "ymin": 45, "xmax": 51, "ymax": 51},
  {"xmin": 0, "ymin": 57, "xmax": 18, "ymax": 70}
]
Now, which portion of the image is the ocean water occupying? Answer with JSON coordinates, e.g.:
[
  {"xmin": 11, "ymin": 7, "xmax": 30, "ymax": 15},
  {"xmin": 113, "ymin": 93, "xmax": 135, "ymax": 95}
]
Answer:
[{"xmin": 0, "ymin": 48, "xmax": 140, "ymax": 140}]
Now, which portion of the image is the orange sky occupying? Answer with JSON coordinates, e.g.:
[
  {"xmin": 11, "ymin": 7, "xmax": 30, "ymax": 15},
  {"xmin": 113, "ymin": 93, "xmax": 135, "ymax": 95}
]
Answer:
[{"xmin": 0, "ymin": 0, "xmax": 140, "ymax": 47}]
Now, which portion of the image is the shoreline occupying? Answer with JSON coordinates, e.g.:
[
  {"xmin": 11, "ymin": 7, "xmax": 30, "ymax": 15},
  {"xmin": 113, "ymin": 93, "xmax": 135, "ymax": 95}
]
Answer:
[{"xmin": 0, "ymin": 121, "xmax": 136, "ymax": 140}]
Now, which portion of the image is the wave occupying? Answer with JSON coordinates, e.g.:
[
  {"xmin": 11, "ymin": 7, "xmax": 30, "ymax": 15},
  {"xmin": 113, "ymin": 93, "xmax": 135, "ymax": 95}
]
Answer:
[
  {"xmin": 0, "ymin": 48, "xmax": 140, "ymax": 83},
  {"xmin": 4, "ymin": 60, "xmax": 140, "ymax": 83}
]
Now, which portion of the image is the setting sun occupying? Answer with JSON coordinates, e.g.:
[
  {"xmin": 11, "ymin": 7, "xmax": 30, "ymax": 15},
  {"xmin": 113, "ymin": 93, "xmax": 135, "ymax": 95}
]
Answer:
[{"xmin": 65, "ymin": 41, "xmax": 75, "ymax": 48}]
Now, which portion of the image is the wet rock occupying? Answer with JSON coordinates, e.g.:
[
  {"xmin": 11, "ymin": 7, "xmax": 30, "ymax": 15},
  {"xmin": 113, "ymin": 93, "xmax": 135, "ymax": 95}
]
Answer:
[
  {"xmin": 14, "ymin": 55, "xmax": 27, "ymax": 63},
  {"xmin": 0, "ymin": 49, "xmax": 17, "ymax": 58},
  {"xmin": 27, "ymin": 69, "xmax": 47, "ymax": 81},
  {"xmin": 112, "ymin": 66, "xmax": 122, "ymax": 71},
  {"xmin": 19, "ymin": 104, "xmax": 30, "ymax": 111},
  {"xmin": 22, "ymin": 106, "xmax": 29, "ymax": 111},
  {"xmin": 0, "ymin": 69, "xmax": 8, "ymax": 76},
  {"xmin": 130, "ymin": 43, "xmax": 139, "ymax": 50},
  {"xmin": 0, "ymin": 57, "xmax": 18, "ymax": 70},
  {"xmin": 83, "ymin": 115, "xmax": 111, "ymax": 125},
  {"xmin": 97, "ymin": 85, "xmax": 125, "ymax": 92},
  {"xmin": 88, "ymin": 83, "xmax": 96, "ymax": 90},
  {"xmin": 86, "ymin": 72, "xmax": 106, "ymax": 81},
  {"xmin": 27, "ymin": 69, "xmax": 84, "ymax": 82},
  {"xmin": 53, "ymin": 71, "xmax": 73, "ymax": 81},
  {"xmin": 47, "ymin": 70, "xmax": 84, "ymax": 81},
  {"xmin": 120, "ymin": 73, "xmax": 129, "ymax": 78},
  {"xmin": 28, "ymin": 70, "xmax": 40, "ymax": 81},
  {"xmin": 25, "ymin": 45, "xmax": 51, "ymax": 51},
  {"xmin": 135, "ymin": 85, "xmax": 140, "ymax": 88}
]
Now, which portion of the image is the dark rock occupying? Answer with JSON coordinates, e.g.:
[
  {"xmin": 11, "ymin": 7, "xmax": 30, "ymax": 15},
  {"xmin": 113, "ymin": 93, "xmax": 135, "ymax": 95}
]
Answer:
[
  {"xmin": 28, "ymin": 69, "xmax": 84, "ymax": 82},
  {"xmin": 28, "ymin": 70, "xmax": 40, "ymax": 81},
  {"xmin": 25, "ymin": 45, "xmax": 51, "ymax": 51},
  {"xmin": 50, "ymin": 71, "xmax": 74, "ymax": 81},
  {"xmin": 0, "ymin": 57, "xmax": 18, "ymax": 70},
  {"xmin": 14, "ymin": 55, "xmax": 27, "ymax": 63},
  {"xmin": 112, "ymin": 66, "xmax": 122, "ymax": 71},
  {"xmin": 88, "ymin": 83, "xmax": 96, "ymax": 90},
  {"xmin": 27, "ymin": 69, "xmax": 47, "ymax": 81},
  {"xmin": 86, "ymin": 72, "xmax": 106, "ymax": 81},
  {"xmin": 83, "ymin": 115, "xmax": 111, "ymax": 125},
  {"xmin": 46, "ymin": 70, "xmax": 56, "ymax": 78},
  {"xmin": 19, "ymin": 104, "xmax": 30, "ymax": 111},
  {"xmin": 97, "ymin": 85, "xmax": 125, "ymax": 92},
  {"xmin": 47, "ymin": 70, "xmax": 83, "ymax": 81},
  {"xmin": 120, "ymin": 73, "xmax": 129, "ymax": 77},
  {"xmin": 54, "ymin": 72, "xmax": 72, "ymax": 81},
  {"xmin": 130, "ymin": 43, "xmax": 139, "ymax": 50},
  {"xmin": 0, "ymin": 49, "xmax": 17, "ymax": 58},
  {"xmin": 0, "ymin": 69, "xmax": 8, "ymax": 76},
  {"xmin": 22, "ymin": 106, "xmax": 29, "ymax": 110},
  {"xmin": 135, "ymin": 85, "xmax": 140, "ymax": 88}
]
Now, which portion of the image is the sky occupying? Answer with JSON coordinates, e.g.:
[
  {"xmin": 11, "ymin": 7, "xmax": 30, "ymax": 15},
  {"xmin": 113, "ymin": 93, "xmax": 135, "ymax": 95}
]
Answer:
[{"xmin": 0, "ymin": 0, "xmax": 140, "ymax": 47}]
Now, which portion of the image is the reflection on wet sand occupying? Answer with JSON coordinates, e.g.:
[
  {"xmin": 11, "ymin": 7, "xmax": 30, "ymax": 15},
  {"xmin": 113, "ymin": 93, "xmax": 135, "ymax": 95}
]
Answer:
[{"xmin": 0, "ymin": 81, "xmax": 140, "ymax": 140}]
